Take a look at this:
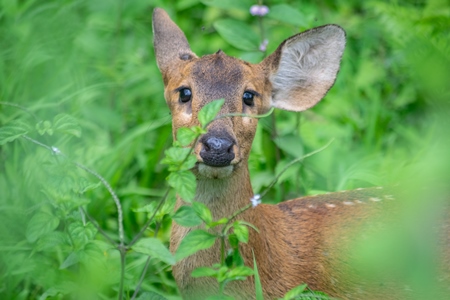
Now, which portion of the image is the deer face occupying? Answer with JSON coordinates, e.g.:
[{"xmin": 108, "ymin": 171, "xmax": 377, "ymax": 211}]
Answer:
[{"xmin": 153, "ymin": 8, "xmax": 346, "ymax": 179}]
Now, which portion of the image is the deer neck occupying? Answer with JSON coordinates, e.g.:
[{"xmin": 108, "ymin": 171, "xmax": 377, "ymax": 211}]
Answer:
[{"xmin": 195, "ymin": 164, "xmax": 253, "ymax": 220}]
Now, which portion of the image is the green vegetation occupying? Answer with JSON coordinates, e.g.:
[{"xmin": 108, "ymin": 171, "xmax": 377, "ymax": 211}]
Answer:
[{"xmin": 1, "ymin": 0, "xmax": 449, "ymax": 299}]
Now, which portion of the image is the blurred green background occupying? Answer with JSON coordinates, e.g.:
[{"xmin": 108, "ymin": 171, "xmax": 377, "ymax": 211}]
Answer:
[{"xmin": 0, "ymin": 0, "xmax": 449, "ymax": 299}]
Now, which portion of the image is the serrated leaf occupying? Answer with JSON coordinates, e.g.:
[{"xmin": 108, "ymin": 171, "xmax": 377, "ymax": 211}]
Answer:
[
  {"xmin": 53, "ymin": 114, "xmax": 81, "ymax": 137},
  {"xmin": 209, "ymin": 217, "xmax": 228, "ymax": 228},
  {"xmin": 227, "ymin": 265, "xmax": 254, "ymax": 278},
  {"xmin": 214, "ymin": 20, "xmax": 259, "ymax": 51},
  {"xmin": 233, "ymin": 222, "xmax": 249, "ymax": 243},
  {"xmin": 176, "ymin": 127, "xmax": 198, "ymax": 146},
  {"xmin": 167, "ymin": 171, "xmax": 196, "ymax": 202},
  {"xmin": 26, "ymin": 212, "xmax": 60, "ymax": 243},
  {"xmin": 173, "ymin": 206, "xmax": 203, "ymax": 227},
  {"xmin": 0, "ymin": 120, "xmax": 30, "ymax": 145},
  {"xmin": 36, "ymin": 231, "xmax": 66, "ymax": 251},
  {"xmin": 36, "ymin": 120, "xmax": 53, "ymax": 135},
  {"xmin": 267, "ymin": 4, "xmax": 308, "ymax": 27},
  {"xmin": 68, "ymin": 221, "xmax": 97, "ymax": 249},
  {"xmin": 60, "ymin": 251, "xmax": 79, "ymax": 269},
  {"xmin": 192, "ymin": 201, "xmax": 212, "ymax": 224},
  {"xmin": 175, "ymin": 229, "xmax": 217, "ymax": 261},
  {"xmin": 283, "ymin": 284, "xmax": 308, "ymax": 300},
  {"xmin": 161, "ymin": 147, "xmax": 197, "ymax": 171},
  {"xmin": 191, "ymin": 266, "xmax": 218, "ymax": 278},
  {"xmin": 132, "ymin": 237, "xmax": 176, "ymax": 265},
  {"xmin": 198, "ymin": 99, "xmax": 225, "ymax": 127}
]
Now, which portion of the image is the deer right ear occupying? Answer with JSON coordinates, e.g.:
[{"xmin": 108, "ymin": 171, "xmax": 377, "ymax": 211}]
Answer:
[
  {"xmin": 152, "ymin": 8, "xmax": 197, "ymax": 78},
  {"xmin": 261, "ymin": 25, "xmax": 346, "ymax": 112}
]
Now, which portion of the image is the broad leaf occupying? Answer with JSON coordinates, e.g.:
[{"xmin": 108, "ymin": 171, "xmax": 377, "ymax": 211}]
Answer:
[
  {"xmin": 0, "ymin": 120, "xmax": 30, "ymax": 145},
  {"xmin": 214, "ymin": 20, "xmax": 259, "ymax": 51},
  {"xmin": 53, "ymin": 114, "xmax": 81, "ymax": 137},
  {"xmin": 283, "ymin": 284, "xmax": 308, "ymax": 300},
  {"xmin": 167, "ymin": 171, "xmax": 196, "ymax": 202},
  {"xmin": 172, "ymin": 205, "xmax": 203, "ymax": 227},
  {"xmin": 267, "ymin": 4, "xmax": 308, "ymax": 27},
  {"xmin": 132, "ymin": 237, "xmax": 176, "ymax": 265},
  {"xmin": 191, "ymin": 266, "xmax": 217, "ymax": 278},
  {"xmin": 176, "ymin": 127, "xmax": 198, "ymax": 146},
  {"xmin": 233, "ymin": 222, "xmax": 249, "ymax": 243},
  {"xmin": 198, "ymin": 99, "xmax": 225, "ymax": 127},
  {"xmin": 201, "ymin": 0, "xmax": 253, "ymax": 11},
  {"xmin": 192, "ymin": 201, "xmax": 213, "ymax": 225},
  {"xmin": 175, "ymin": 229, "xmax": 217, "ymax": 261},
  {"xmin": 60, "ymin": 251, "xmax": 79, "ymax": 269},
  {"xmin": 26, "ymin": 212, "xmax": 60, "ymax": 243}
]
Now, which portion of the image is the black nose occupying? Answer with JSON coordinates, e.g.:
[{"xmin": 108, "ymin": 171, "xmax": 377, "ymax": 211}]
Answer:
[{"xmin": 200, "ymin": 133, "xmax": 235, "ymax": 167}]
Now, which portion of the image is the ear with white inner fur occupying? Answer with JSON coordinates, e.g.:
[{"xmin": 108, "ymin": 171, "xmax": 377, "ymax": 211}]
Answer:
[
  {"xmin": 261, "ymin": 25, "xmax": 346, "ymax": 112},
  {"xmin": 152, "ymin": 8, "xmax": 197, "ymax": 78}
]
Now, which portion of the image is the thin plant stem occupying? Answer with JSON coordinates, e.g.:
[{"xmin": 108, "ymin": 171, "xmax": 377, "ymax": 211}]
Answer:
[
  {"xmin": 118, "ymin": 245, "xmax": 126, "ymax": 300},
  {"xmin": 80, "ymin": 207, "xmax": 118, "ymax": 246},
  {"xmin": 21, "ymin": 135, "xmax": 125, "ymax": 245},
  {"xmin": 128, "ymin": 189, "xmax": 170, "ymax": 247},
  {"xmin": 130, "ymin": 222, "xmax": 161, "ymax": 300},
  {"xmin": 259, "ymin": 139, "xmax": 334, "ymax": 199}
]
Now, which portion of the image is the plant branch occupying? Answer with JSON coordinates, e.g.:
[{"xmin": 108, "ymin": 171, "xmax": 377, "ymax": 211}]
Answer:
[{"xmin": 22, "ymin": 135, "xmax": 125, "ymax": 245}]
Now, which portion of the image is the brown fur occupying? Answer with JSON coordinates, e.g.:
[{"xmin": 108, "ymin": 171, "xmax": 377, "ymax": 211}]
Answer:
[{"xmin": 152, "ymin": 8, "xmax": 449, "ymax": 300}]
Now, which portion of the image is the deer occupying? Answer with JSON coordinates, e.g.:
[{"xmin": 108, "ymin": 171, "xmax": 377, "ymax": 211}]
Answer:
[{"xmin": 152, "ymin": 8, "xmax": 449, "ymax": 300}]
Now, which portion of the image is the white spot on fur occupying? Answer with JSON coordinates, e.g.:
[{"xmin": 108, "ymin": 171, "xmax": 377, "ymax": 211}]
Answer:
[
  {"xmin": 354, "ymin": 200, "xmax": 364, "ymax": 204},
  {"xmin": 369, "ymin": 197, "xmax": 381, "ymax": 202},
  {"xmin": 356, "ymin": 188, "xmax": 364, "ymax": 191},
  {"xmin": 308, "ymin": 204, "xmax": 316, "ymax": 209},
  {"xmin": 343, "ymin": 201, "xmax": 354, "ymax": 205},
  {"xmin": 384, "ymin": 195, "xmax": 395, "ymax": 200},
  {"xmin": 326, "ymin": 203, "xmax": 336, "ymax": 208}
]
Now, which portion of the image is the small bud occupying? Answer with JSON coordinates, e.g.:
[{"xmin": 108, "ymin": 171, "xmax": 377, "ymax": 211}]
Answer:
[
  {"xmin": 250, "ymin": 5, "xmax": 269, "ymax": 17},
  {"xmin": 250, "ymin": 194, "xmax": 261, "ymax": 207},
  {"xmin": 51, "ymin": 146, "xmax": 61, "ymax": 155},
  {"xmin": 259, "ymin": 39, "xmax": 269, "ymax": 52}
]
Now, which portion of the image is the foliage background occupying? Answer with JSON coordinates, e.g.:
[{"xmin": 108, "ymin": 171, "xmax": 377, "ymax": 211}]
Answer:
[{"xmin": 0, "ymin": 0, "xmax": 449, "ymax": 299}]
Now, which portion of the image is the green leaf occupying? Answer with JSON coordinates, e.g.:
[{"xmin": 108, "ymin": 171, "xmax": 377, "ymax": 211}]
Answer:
[
  {"xmin": 253, "ymin": 251, "xmax": 264, "ymax": 300},
  {"xmin": 192, "ymin": 201, "xmax": 213, "ymax": 225},
  {"xmin": 209, "ymin": 217, "xmax": 228, "ymax": 228},
  {"xmin": 0, "ymin": 120, "xmax": 30, "ymax": 145},
  {"xmin": 214, "ymin": 20, "xmax": 259, "ymax": 51},
  {"xmin": 167, "ymin": 171, "xmax": 196, "ymax": 202},
  {"xmin": 172, "ymin": 205, "xmax": 203, "ymax": 227},
  {"xmin": 26, "ymin": 212, "xmax": 60, "ymax": 243},
  {"xmin": 68, "ymin": 221, "xmax": 97, "ymax": 249},
  {"xmin": 161, "ymin": 147, "xmax": 197, "ymax": 171},
  {"xmin": 273, "ymin": 134, "xmax": 304, "ymax": 158},
  {"xmin": 36, "ymin": 231, "xmax": 66, "ymax": 251},
  {"xmin": 227, "ymin": 265, "xmax": 254, "ymax": 279},
  {"xmin": 191, "ymin": 266, "xmax": 218, "ymax": 278},
  {"xmin": 175, "ymin": 229, "xmax": 217, "ymax": 261},
  {"xmin": 53, "ymin": 114, "xmax": 81, "ymax": 137},
  {"xmin": 283, "ymin": 284, "xmax": 308, "ymax": 300},
  {"xmin": 176, "ymin": 127, "xmax": 198, "ymax": 146},
  {"xmin": 36, "ymin": 120, "xmax": 53, "ymax": 135},
  {"xmin": 267, "ymin": 4, "xmax": 308, "ymax": 27},
  {"xmin": 198, "ymin": 99, "xmax": 225, "ymax": 128},
  {"xmin": 201, "ymin": 0, "xmax": 253, "ymax": 11},
  {"xmin": 60, "ymin": 251, "xmax": 79, "ymax": 269},
  {"xmin": 132, "ymin": 237, "xmax": 176, "ymax": 265},
  {"xmin": 233, "ymin": 222, "xmax": 249, "ymax": 243}
]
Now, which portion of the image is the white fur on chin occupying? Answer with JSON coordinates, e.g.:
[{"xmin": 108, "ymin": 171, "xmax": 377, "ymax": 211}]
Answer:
[{"xmin": 197, "ymin": 163, "xmax": 233, "ymax": 179}]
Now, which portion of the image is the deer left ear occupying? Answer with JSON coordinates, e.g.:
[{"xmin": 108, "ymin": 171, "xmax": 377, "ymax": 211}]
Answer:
[
  {"xmin": 260, "ymin": 25, "xmax": 346, "ymax": 112},
  {"xmin": 152, "ymin": 8, "xmax": 197, "ymax": 78}
]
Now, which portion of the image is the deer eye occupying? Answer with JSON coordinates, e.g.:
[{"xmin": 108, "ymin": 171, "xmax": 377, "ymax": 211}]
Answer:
[
  {"xmin": 179, "ymin": 88, "xmax": 192, "ymax": 103},
  {"xmin": 243, "ymin": 91, "xmax": 255, "ymax": 106}
]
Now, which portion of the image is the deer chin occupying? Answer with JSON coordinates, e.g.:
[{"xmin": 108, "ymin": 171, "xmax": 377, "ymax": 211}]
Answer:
[{"xmin": 197, "ymin": 163, "xmax": 234, "ymax": 179}]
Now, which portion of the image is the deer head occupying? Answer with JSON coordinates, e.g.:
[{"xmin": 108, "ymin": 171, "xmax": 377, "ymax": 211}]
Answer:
[{"xmin": 153, "ymin": 8, "xmax": 345, "ymax": 181}]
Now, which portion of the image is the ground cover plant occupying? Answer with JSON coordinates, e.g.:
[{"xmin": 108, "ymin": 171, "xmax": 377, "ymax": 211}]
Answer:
[{"xmin": 1, "ymin": 0, "xmax": 449, "ymax": 299}]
